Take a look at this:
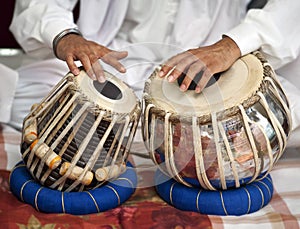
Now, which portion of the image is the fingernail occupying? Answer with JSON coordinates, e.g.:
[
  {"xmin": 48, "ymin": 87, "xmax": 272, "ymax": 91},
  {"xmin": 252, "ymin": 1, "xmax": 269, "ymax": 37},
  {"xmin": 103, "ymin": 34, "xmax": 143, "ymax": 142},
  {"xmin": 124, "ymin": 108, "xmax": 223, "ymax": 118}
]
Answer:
[
  {"xmin": 195, "ymin": 86, "xmax": 201, "ymax": 93},
  {"xmin": 180, "ymin": 84, "xmax": 186, "ymax": 91},
  {"xmin": 159, "ymin": 71, "xmax": 164, "ymax": 77},
  {"xmin": 98, "ymin": 75, "xmax": 106, "ymax": 83},
  {"xmin": 73, "ymin": 69, "xmax": 80, "ymax": 75},
  {"xmin": 168, "ymin": 75, "xmax": 174, "ymax": 82},
  {"xmin": 120, "ymin": 67, "xmax": 126, "ymax": 73},
  {"xmin": 91, "ymin": 74, "xmax": 97, "ymax": 80}
]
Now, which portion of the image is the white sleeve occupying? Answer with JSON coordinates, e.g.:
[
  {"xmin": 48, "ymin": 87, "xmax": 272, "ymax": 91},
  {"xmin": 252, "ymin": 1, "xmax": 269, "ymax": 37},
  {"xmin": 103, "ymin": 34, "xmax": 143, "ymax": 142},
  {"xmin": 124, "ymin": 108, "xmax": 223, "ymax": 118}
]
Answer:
[
  {"xmin": 224, "ymin": 0, "xmax": 300, "ymax": 69},
  {"xmin": 9, "ymin": 0, "xmax": 78, "ymax": 53}
]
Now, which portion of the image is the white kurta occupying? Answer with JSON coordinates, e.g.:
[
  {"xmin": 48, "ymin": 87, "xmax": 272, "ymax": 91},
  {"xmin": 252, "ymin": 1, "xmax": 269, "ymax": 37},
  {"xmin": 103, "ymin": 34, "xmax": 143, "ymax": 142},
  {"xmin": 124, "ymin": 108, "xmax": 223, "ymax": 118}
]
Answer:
[{"xmin": 5, "ymin": 0, "xmax": 300, "ymax": 148}]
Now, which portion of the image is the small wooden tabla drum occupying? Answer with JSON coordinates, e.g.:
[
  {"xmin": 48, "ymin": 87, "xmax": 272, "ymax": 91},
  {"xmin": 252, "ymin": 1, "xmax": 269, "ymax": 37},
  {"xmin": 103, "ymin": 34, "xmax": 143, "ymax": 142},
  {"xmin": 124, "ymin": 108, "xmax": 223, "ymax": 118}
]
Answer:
[
  {"xmin": 142, "ymin": 51, "xmax": 292, "ymax": 190},
  {"xmin": 21, "ymin": 69, "xmax": 141, "ymax": 192}
]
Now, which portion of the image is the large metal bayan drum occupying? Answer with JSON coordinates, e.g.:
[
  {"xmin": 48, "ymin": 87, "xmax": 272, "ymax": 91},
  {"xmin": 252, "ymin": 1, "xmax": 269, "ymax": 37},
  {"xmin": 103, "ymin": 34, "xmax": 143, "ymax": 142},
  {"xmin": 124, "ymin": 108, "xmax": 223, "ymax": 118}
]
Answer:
[
  {"xmin": 21, "ymin": 69, "xmax": 141, "ymax": 192},
  {"xmin": 142, "ymin": 52, "xmax": 291, "ymax": 190}
]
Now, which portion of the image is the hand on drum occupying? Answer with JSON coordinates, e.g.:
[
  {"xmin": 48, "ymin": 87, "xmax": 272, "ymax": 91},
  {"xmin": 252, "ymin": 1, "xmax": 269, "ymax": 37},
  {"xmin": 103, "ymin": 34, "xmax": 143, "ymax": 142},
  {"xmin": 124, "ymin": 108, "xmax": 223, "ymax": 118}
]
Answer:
[
  {"xmin": 159, "ymin": 36, "xmax": 241, "ymax": 93},
  {"xmin": 55, "ymin": 34, "xmax": 128, "ymax": 82}
]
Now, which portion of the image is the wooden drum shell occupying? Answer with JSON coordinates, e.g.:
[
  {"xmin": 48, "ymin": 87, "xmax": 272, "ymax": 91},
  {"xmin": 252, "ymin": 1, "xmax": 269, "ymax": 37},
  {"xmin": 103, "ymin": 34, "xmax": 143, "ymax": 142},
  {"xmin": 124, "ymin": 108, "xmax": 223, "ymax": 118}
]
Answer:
[{"xmin": 21, "ymin": 70, "xmax": 141, "ymax": 192}]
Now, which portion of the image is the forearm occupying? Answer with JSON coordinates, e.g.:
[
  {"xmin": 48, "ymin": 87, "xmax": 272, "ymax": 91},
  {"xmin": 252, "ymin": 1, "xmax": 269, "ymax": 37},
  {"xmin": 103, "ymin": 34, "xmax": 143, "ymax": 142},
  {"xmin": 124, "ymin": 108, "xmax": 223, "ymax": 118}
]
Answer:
[
  {"xmin": 224, "ymin": 0, "xmax": 300, "ymax": 69},
  {"xmin": 9, "ymin": 0, "xmax": 78, "ymax": 53}
]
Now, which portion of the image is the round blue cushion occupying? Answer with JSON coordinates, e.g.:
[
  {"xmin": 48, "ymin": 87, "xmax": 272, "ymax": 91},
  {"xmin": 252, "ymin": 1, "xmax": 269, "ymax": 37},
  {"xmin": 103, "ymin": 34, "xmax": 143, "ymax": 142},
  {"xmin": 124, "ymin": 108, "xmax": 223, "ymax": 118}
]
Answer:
[
  {"xmin": 155, "ymin": 169, "xmax": 273, "ymax": 216},
  {"xmin": 9, "ymin": 161, "xmax": 137, "ymax": 215}
]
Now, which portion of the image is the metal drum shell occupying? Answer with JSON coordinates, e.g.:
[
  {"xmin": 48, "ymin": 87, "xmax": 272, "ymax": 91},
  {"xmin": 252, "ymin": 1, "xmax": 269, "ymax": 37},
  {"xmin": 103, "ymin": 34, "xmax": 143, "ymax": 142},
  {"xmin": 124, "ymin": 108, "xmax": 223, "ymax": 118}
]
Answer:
[{"xmin": 142, "ymin": 52, "xmax": 292, "ymax": 190}]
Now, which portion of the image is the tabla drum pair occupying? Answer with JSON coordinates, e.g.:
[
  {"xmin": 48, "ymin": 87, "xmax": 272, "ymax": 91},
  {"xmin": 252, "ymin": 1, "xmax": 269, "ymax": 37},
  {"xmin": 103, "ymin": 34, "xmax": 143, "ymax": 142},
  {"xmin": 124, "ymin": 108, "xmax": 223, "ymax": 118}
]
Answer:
[{"xmin": 10, "ymin": 51, "xmax": 291, "ymax": 215}]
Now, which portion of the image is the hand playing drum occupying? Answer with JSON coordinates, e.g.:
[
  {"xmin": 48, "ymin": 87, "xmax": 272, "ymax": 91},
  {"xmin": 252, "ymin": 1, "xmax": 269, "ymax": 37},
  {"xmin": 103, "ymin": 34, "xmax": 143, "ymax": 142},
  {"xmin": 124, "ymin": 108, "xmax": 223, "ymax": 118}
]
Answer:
[
  {"xmin": 158, "ymin": 36, "xmax": 241, "ymax": 93},
  {"xmin": 54, "ymin": 32, "xmax": 128, "ymax": 83}
]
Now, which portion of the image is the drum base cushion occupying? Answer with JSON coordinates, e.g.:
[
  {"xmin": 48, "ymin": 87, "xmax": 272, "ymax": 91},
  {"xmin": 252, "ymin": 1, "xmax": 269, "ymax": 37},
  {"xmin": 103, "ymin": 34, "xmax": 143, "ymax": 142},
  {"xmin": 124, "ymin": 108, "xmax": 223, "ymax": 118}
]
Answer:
[
  {"xmin": 9, "ymin": 161, "xmax": 137, "ymax": 215},
  {"xmin": 155, "ymin": 169, "xmax": 273, "ymax": 216}
]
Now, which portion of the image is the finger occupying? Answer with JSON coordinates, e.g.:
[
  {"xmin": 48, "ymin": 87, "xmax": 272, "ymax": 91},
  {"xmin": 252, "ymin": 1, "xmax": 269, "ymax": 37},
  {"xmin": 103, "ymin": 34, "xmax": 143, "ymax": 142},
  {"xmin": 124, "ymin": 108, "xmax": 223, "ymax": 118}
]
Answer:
[
  {"xmin": 95, "ymin": 46, "xmax": 126, "ymax": 60},
  {"xmin": 107, "ymin": 59, "xmax": 127, "ymax": 73},
  {"xmin": 159, "ymin": 52, "xmax": 191, "ymax": 78},
  {"xmin": 78, "ymin": 53, "xmax": 96, "ymax": 80},
  {"xmin": 66, "ymin": 54, "xmax": 80, "ymax": 75},
  {"xmin": 195, "ymin": 68, "xmax": 213, "ymax": 93},
  {"xmin": 109, "ymin": 50, "xmax": 128, "ymax": 60},
  {"xmin": 102, "ymin": 54, "xmax": 127, "ymax": 73},
  {"xmin": 99, "ymin": 49, "xmax": 127, "ymax": 73},
  {"xmin": 180, "ymin": 62, "xmax": 203, "ymax": 92},
  {"xmin": 91, "ymin": 59, "xmax": 106, "ymax": 83},
  {"xmin": 167, "ymin": 55, "xmax": 198, "ymax": 83}
]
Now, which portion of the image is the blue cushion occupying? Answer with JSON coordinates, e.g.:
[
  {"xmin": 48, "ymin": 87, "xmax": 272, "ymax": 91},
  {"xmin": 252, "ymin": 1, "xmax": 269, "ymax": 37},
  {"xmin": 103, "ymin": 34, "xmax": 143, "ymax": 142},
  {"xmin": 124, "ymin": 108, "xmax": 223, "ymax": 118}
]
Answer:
[
  {"xmin": 155, "ymin": 169, "xmax": 273, "ymax": 216},
  {"xmin": 9, "ymin": 161, "xmax": 137, "ymax": 215}
]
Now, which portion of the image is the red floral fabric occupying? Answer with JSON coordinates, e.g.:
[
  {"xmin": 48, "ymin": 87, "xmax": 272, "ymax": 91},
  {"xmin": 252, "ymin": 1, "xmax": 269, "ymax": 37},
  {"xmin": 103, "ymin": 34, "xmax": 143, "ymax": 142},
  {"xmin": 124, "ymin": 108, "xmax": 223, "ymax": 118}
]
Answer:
[{"xmin": 1, "ymin": 123, "xmax": 300, "ymax": 229}]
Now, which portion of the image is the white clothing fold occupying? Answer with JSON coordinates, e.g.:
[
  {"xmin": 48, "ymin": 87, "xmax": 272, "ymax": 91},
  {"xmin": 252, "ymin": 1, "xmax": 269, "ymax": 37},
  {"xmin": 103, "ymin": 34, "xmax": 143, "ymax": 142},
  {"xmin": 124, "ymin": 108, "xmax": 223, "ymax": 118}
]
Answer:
[{"xmin": 0, "ymin": 64, "xmax": 19, "ymax": 123}]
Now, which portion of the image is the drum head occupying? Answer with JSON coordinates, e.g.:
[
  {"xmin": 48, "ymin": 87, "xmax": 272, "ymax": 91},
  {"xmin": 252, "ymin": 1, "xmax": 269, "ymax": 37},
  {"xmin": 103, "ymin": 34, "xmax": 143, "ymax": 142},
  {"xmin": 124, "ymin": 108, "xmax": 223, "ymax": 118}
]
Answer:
[
  {"xmin": 71, "ymin": 70, "xmax": 138, "ymax": 114},
  {"xmin": 146, "ymin": 54, "xmax": 264, "ymax": 117}
]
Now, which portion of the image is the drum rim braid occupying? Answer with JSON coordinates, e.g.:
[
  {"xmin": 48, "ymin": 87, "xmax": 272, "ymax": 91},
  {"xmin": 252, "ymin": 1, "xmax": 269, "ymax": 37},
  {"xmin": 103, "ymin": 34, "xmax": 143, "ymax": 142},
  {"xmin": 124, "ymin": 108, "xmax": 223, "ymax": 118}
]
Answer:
[
  {"xmin": 143, "ymin": 51, "xmax": 273, "ymax": 124},
  {"xmin": 9, "ymin": 161, "xmax": 137, "ymax": 215},
  {"xmin": 154, "ymin": 168, "xmax": 273, "ymax": 216}
]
